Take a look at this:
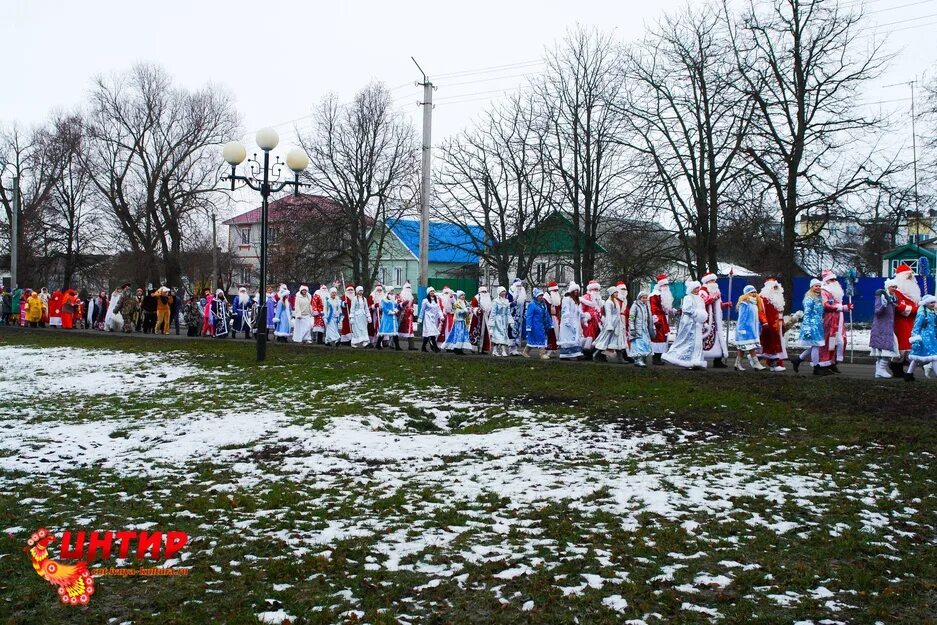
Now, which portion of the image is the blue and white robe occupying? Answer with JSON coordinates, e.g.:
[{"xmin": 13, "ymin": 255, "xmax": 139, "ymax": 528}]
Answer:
[
  {"xmin": 445, "ymin": 303, "xmax": 474, "ymax": 350},
  {"xmin": 558, "ymin": 296, "xmax": 585, "ymax": 359},
  {"xmin": 379, "ymin": 298, "xmax": 399, "ymax": 336},
  {"xmin": 489, "ymin": 298, "xmax": 513, "ymax": 346},
  {"xmin": 909, "ymin": 307, "xmax": 937, "ymax": 363},
  {"xmin": 212, "ymin": 298, "xmax": 230, "ymax": 338},
  {"xmin": 325, "ymin": 297, "xmax": 344, "ymax": 345},
  {"xmin": 734, "ymin": 297, "xmax": 762, "ymax": 351},
  {"xmin": 662, "ymin": 293, "xmax": 707, "ymax": 368},
  {"xmin": 273, "ymin": 298, "xmax": 292, "ymax": 337},
  {"xmin": 525, "ymin": 300, "xmax": 552, "ymax": 349},
  {"xmin": 798, "ymin": 293, "xmax": 824, "ymax": 347}
]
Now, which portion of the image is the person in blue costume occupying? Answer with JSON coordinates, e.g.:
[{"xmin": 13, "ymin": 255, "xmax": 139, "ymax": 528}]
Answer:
[
  {"xmin": 793, "ymin": 279, "xmax": 826, "ymax": 375},
  {"xmin": 905, "ymin": 294, "xmax": 937, "ymax": 382},
  {"xmin": 272, "ymin": 286, "xmax": 292, "ymax": 343},
  {"xmin": 377, "ymin": 286, "xmax": 401, "ymax": 350}
]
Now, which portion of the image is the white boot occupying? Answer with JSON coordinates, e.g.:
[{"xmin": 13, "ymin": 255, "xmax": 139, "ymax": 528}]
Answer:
[
  {"xmin": 749, "ymin": 354, "xmax": 766, "ymax": 370},
  {"xmin": 924, "ymin": 363, "xmax": 933, "ymax": 379},
  {"xmin": 875, "ymin": 359, "xmax": 892, "ymax": 379},
  {"xmin": 734, "ymin": 355, "xmax": 745, "ymax": 371}
]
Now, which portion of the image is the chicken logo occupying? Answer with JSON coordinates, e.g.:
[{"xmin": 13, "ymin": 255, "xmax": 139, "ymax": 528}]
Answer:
[{"xmin": 26, "ymin": 528, "xmax": 95, "ymax": 605}]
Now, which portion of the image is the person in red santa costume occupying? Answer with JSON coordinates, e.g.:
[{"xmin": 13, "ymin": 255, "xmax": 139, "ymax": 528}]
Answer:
[
  {"xmin": 48, "ymin": 290, "xmax": 64, "ymax": 328},
  {"xmin": 699, "ymin": 272, "xmax": 730, "ymax": 368},
  {"xmin": 60, "ymin": 289, "xmax": 78, "ymax": 329},
  {"xmin": 437, "ymin": 286, "xmax": 455, "ymax": 344},
  {"xmin": 649, "ymin": 274, "xmax": 675, "ymax": 364},
  {"xmin": 580, "ymin": 279, "xmax": 603, "ymax": 357},
  {"xmin": 545, "ymin": 281, "xmax": 561, "ymax": 356},
  {"xmin": 340, "ymin": 285, "xmax": 355, "ymax": 345},
  {"xmin": 397, "ymin": 282, "xmax": 417, "ymax": 350},
  {"xmin": 469, "ymin": 285, "xmax": 492, "ymax": 354},
  {"xmin": 759, "ymin": 277, "xmax": 788, "ymax": 371},
  {"xmin": 889, "ymin": 263, "xmax": 921, "ymax": 376},
  {"xmin": 819, "ymin": 269, "xmax": 852, "ymax": 373},
  {"xmin": 311, "ymin": 284, "xmax": 328, "ymax": 345}
]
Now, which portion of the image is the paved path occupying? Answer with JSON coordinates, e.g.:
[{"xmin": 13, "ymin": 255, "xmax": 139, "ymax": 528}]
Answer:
[{"xmin": 0, "ymin": 326, "xmax": 910, "ymax": 382}]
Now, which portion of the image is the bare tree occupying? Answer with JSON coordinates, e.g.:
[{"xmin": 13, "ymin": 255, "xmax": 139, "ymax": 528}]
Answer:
[
  {"xmin": 533, "ymin": 26, "xmax": 633, "ymax": 284},
  {"xmin": 0, "ymin": 123, "xmax": 64, "ymax": 287},
  {"xmin": 298, "ymin": 82, "xmax": 418, "ymax": 289},
  {"xmin": 83, "ymin": 63, "xmax": 239, "ymax": 287},
  {"xmin": 729, "ymin": 0, "xmax": 900, "ymax": 304},
  {"xmin": 435, "ymin": 92, "xmax": 554, "ymax": 286},
  {"xmin": 620, "ymin": 3, "xmax": 753, "ymax": 279},
  {"xmin": 42, "ymin": 114, "xmax": 106, "ymax": 289}
]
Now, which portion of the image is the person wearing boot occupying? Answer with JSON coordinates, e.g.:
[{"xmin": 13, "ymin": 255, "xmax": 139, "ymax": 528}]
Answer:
[
  {"xmin": 418, "ymin": 287, "xmax": 442, "ymax": 353},
  {"xmin": 819, "ymin": 270, "xmax": 850, "ymax": 374},
  {"xmin": 523, "ymin": 288, "xmax": 552, "ymax": 359},
  {"xmin": 628, "ymin": 290, "xmax": 654, "ymax": 367},
  {"xmin": 397, "ymin": 282, "xmax": 417, "ymax": 350},
  {"xmin": 489, "ymin": 286, "xmax": 513, "ymax": 357},
  {"xmin": 793, "ymin": 279, "xmax": 831, "ymax": 375},
  {"xmin": 733, "ymin": 285, "xmax": 767, "ymax": 371},
  {"xmin": 905, "ymin": 294, "xmax": 937, "ymax": 382},
  {"xmin": 649, "ymin": 274, "xmax": 674, "ymax": 365},
  {"xmin": 377, "ymin": 286, "xmax": 401, "ymax": 350},
  {"xmin": 870, "ymin": 280, "xmax": 899, "ymax": 379},
  {"xmin": 699, "ymin": 272, "xmax": 730, "ymax": 368}
]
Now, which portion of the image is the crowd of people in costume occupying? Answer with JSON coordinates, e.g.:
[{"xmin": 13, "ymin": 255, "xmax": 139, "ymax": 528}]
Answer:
[{"xmin": 3, "ymin": 264, "xmax": 936, "ymax": 381}]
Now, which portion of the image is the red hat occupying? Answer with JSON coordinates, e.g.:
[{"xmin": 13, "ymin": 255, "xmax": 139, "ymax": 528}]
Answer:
[
  {"xmin": 821, "ymin": 269, "xmax": 837, "ymax": 282},
  {"xmin": 548, "ymin": 281, "xmax": 558, "ymax": 289},
  {"xmin": 616, "ymin": 281, "xmax": 626, "ymax": 288},
  {"xmin": 656, "ymin": 274, "xmax": 669, "ymax": 286},
  {"xmin": 895, "ymin": 263, "xmax": 913, "ymax": 275}
]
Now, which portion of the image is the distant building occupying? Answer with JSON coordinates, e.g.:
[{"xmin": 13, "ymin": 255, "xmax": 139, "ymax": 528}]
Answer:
[
  {"xmin": 500, "ymin": 212, "xmax": 607, "ymax": 286},
  {"xmin": 371, "ymin": 219, "xmax": 487, "ymax": 297},
  {"xmin": 222, "ymin": 194, "xmax": 346, "ymax": 290},
  {"xmin": 881, "ymin": 239, "xmax": 937, "ymax": 278}
]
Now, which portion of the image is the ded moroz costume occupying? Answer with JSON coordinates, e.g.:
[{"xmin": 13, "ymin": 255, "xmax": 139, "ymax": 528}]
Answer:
[
  {"xmin": 523, "ymin": 288, "xmax": 552, "ymax": 358},
  {"xmin": 649, "ymin": 274, "xmax": 675, "ymax": 364},
  {"xmin": 662, "ymin": 280, "xmax": 707, "ymax": 369},
  {"xmin": 699, "ymin": 272, "xmax": 729, "ymax": 367},
  {"xmin": 759, "ymin": 278, "xmax": 788, "ymax": 371}
]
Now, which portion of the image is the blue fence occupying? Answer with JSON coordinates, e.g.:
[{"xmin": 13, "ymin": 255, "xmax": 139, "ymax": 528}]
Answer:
[{"xmin": 707, "ymin": 276, "xmax": 931, "ymax": 323}]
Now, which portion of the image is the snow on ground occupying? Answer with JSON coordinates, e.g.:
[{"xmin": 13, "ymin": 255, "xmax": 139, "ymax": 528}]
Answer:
[
  {"xmin": 1, "ymin": 345, "xmax": 926, "ymax": 622},
  {"xmin": 0, "ymin": 346, "xmax": 199, "ymax": 397}
]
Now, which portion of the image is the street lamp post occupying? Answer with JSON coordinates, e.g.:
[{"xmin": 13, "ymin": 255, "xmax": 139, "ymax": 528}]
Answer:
[{"xmin": 221, "ymin": 128, "xmax": 309, "ymax": 362}]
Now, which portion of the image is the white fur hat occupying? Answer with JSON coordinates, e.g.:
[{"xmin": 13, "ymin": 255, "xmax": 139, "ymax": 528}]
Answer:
[
  {"xmin": 567, "ymin": 281, "xmax": 580, "ymax": 294},
  {"xmin": 686, "ymin": 280, "xmax": 701, "ymax": 292}
]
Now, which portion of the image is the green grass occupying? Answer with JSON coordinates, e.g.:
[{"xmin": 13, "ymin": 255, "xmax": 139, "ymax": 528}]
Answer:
[{"xmin": 1, "ymin": 328, "xmax": 936, "ymax": 625}]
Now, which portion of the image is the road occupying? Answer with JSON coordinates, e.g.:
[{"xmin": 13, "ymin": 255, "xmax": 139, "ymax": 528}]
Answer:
[{"xmin": 0, "ymin": 325, "xmax": 909, "ymax": 382}]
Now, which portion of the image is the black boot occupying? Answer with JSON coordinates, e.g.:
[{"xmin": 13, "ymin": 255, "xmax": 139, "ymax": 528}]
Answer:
[
  {"xmin": 712, "ymin": 358, "xmax": 727, "ymax": 369},
  {"xmin": 792, "ymin": 357, "xmax": 801, "ymax": 373},
  {"xmin": 904, "ymin": 371, "xmax": 915, "ymax": 382},
  {"xmin": 376, "ymin": 339, "xmax": 383, "ymax": 350},
  {"xmin": 393, "ymin": 336, "xmax": 402, "ymax": 351},
  {"xmin": 813, "ymin": 365, "xmax": 833, "ymax": 376},
  {"xmin": 594, "ymin": 352, "xmax": 607, "ymax": 362},
  {"xmin": 421, "ymin": 338, "xmax": 429, "ymax": 352},
  {"xmin": 889, "ymin": 361, "xmax": 905, "ymax": 377},
  {"xmin": 431, "ymin": 338, "xmax": 440, "ymax": 353},
  {"xmin": 829, "ymin": 363, "xmax": 841, "ymax": 374},
  {"xmin": 652, "ymin": 353, "xmax": 663, "ymax": 366}
]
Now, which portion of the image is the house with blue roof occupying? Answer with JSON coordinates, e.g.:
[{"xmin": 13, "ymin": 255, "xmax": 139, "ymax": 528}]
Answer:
[{"xmin": 370, "ymin": 219, "xmax": 487, "ymax": 298}]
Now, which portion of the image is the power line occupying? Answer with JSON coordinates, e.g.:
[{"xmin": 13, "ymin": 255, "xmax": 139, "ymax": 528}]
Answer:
[
  {"xmin": 867, "ymin": 0, "xmax": 937, "ymax": 14},
  {"xmin": 435, "ymin": 72, "xmax": 537, "ymax": 90},
  {"xmin": 433, "ymin": 60, "xmax": 543, "ymax": 80}
]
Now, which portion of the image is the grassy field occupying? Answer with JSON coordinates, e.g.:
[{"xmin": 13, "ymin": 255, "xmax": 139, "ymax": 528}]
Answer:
[{"xmin": 1, "ymin": 328, "xmax": 936, "ymax": 625}]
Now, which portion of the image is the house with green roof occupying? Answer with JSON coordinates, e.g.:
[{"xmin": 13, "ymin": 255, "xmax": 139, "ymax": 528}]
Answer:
[
  {"xmin": 881, "ymin": 239, "xmax": 937, "ymax": 278},
  {"xmin": 501, "ymin": 212, "xmax": 607, "ymax": 285}
]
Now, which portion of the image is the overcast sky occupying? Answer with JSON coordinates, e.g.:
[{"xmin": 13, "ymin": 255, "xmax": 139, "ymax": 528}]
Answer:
[{"xmin": 3, "ymin": 0, "xmax": 935, "ymax": 212}]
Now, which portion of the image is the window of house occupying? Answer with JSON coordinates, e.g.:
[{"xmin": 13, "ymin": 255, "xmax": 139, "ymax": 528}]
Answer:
[
  {"xmin": 239, "ymin": 266, "xmax": 252, "ymax": 285},
  {"xmin": 379, "ymin": 268, "xmax": 387, "ymax": 285},
  {"xmin": 536, "ymin": 262, "xmax": 546, "ymax": 283},
  {"xmin": 892, "ymin": 258, "xmax": 918, "ymax": 276},
  {"xmin": 268, "ymin": 227, "xmax": 278, "ymax": 244},
  {"xmin": 394, "ymin": 267, "xmax": 403, "ymax": 286},
  {"xmin": 239, "ymin": 227, "xmax": 251, "ymax": 245}
]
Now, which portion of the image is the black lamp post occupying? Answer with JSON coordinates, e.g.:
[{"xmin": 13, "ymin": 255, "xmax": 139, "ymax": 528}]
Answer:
[{"xmin": 221, "ymin": 128, "xmax": 309, "ymax": 362}]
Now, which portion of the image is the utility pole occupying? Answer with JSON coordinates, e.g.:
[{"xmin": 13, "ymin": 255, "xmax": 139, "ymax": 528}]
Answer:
[
  {"xmin": 910, "ymin": 80, "xmax": 919, "ymax": 215},
  {"xmin": 10, "ymin": 175, "xmax": 18, "ymax": 290},
  {"xmin": 412, "ymin": 56, "xmax": 434, "ymax": 301},
  {"xmin": 211, "ymin": 212, "xmax": 218, "ymax": 292}
]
